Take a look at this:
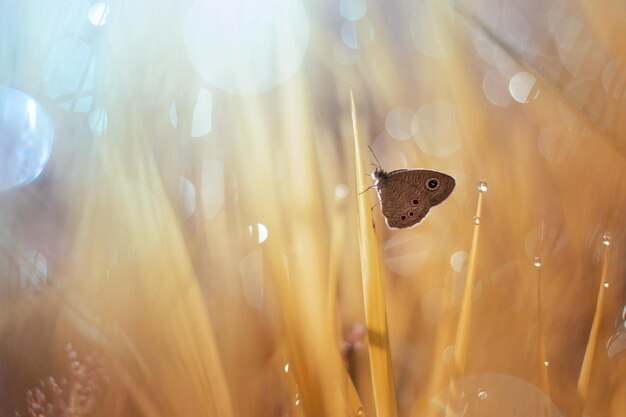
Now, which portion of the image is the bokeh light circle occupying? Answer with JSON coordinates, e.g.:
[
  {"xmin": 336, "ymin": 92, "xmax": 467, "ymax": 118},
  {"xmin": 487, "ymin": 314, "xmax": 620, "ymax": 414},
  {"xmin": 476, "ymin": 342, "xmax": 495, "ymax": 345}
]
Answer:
[
  {"xmin": 482, "ymin": 68, "xmax": 512, "ymax": 107},
  {"xmin": 509, "ymin": 72, "xmax": 539, "ymax": 103},
  {"xmin": 335, "ymin": 183, "xmax": 349, "ymax": 199},
  {"xmin": 449, "ymin": 250, "xmax": 467, "ymax": 273},
  {"xmin": 385, "ymin": 107, "xmax": 416, "ymax": 141},
  {"xmin": 538, "ymin": 123, "xmax": 577, "ymax": 162},
  {"xmin": 339, "ymin": 0, "xmax": 367, "ymax": 21},
  {"xmin": 183, "ymin": 0, "xmax": 310, "ymax": 95},
  {"xmin": 0, "ymin": 86, "xmax": 54, "ymax": 191}
]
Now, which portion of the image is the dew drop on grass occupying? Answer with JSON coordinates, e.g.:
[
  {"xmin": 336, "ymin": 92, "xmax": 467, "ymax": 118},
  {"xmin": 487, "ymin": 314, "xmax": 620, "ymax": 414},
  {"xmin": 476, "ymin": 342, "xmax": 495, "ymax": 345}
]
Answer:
[
  {"xmin": 603, "ymin": 282, "xmax": 609, "ymax": 288},
  {"xmin": 602, "ymin": 233, "xmax": 611, "ymax": 246},
  {"xmin": 544, "ymin": 360, "xmax": 550, "ymax": 366},
  {"xmin": 478, "ymin": 389, "xmax": 488, "ymax": 400},
  {"xmin": 533, "ymin": 257, "xmax": 542, "ymax": 268},
  {"xmin": 476, "ymin": 179, "xmax": 488, "ymax": 192},
  {"xmin": 284, "ymin": 363, "xmax": 289, "ymax": 373},
  {"xmin": 473, "ymin": 216, "xmax": 481, "ymax": 225}
]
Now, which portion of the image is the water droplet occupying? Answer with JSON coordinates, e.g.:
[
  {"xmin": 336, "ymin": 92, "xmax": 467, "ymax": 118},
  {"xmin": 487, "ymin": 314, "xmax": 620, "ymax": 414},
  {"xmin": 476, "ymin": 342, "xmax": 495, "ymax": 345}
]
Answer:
[
  {"xmin": 603, "ymin": 282, "xmax": 609, "ymax": 288},
  {"xmin": 284, "ymin": 363, "xmax": 289, "ymax": 373},
  {"xmin": 602, "ymin": 233, "xmax": 611, "ymax": 246},
  {"xmin": 477, "ymin": 389, "xmax": 488, "ymax": 400},
  {"xmin": 476, "ymin": 179, "xmax": 488, "ymax": 193},
  {"xmin": 248, "ymin": 223, "xmax": 269, "ymax": 244},
  {"xmin": 544, "ymin": 360, "xmax": 550, "ymax": 366},
  {"xmin": 473, "ymin": 216, "xmax": 481, "ymax": 225},
  {"xmin": 357, "ymin": 407, "xmax": 364, "ymax": 416},
  {"xmin": 533, "ymin": 257, "xmax": 542, "ymax": 268},
  {"xmin": 295, "ymin": 392, "xmax": 301, "ymax": 406}
]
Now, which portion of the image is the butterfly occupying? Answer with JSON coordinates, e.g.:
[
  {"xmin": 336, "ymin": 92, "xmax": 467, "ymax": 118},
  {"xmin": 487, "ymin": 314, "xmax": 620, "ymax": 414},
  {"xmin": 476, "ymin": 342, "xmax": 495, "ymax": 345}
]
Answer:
[{"xmin": 367, "ymin": 149, "xmax": 455, "ymax": 229}]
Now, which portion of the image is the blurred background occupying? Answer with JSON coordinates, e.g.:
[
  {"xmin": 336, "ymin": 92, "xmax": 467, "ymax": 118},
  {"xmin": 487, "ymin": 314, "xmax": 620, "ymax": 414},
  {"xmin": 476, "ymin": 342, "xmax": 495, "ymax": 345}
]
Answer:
[{"xmin": 0, "ymin": 0, "xmax": 625, "ymax": 416}]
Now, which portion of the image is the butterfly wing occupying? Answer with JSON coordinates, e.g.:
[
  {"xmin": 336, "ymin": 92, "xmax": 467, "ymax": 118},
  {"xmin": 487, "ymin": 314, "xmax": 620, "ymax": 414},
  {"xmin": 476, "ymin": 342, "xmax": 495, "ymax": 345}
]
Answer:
[
  {"xmin": 376, "ymin": 169, "xmax": 455, "ymax": 229},
  {"xmin": 376, "ymin": 177, "xmax": 432, "ymax": 228},
  {"xmin": 386, "ymin": 169, "xmax": 455, "ymax": 206}
]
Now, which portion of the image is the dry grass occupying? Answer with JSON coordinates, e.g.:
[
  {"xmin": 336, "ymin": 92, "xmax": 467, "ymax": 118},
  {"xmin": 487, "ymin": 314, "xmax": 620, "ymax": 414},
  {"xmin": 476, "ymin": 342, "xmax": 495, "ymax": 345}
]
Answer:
[{"xmin": 1, "ymin": 1, "xmax": 626, "ymax": 417}]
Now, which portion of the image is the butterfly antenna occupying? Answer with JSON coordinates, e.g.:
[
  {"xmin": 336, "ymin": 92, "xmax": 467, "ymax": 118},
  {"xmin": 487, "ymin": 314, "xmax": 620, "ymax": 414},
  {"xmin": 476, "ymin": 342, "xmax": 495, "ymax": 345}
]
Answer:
[{"xmin": 368, "ymin": 145, "xmax": 383, "ymax": 169}]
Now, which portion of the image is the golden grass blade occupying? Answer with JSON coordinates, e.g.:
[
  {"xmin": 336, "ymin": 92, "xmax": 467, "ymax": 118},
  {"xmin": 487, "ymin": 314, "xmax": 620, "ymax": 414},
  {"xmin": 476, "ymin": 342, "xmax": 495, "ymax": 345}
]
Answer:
[
  {"xmin": 537, "ymin": 277, "xmax": 551, "ymax": 394},
  {"xmin": 445, "ymin": 181, "xmax": 485, "ymax": 416},
  {"xmin": 533, "ymin": 221, "xmax": 551, "ymax": 399},
  {"xmin": 577, "ymin": 235, "xmax": 611, "ymax": 402},
  {"xmin": 351, "ymin": 89, "xmax": 398, "ymax": 417},
  {"xmin": 452, "ymin": 181, "xmax": 485, "ymax": 377}
]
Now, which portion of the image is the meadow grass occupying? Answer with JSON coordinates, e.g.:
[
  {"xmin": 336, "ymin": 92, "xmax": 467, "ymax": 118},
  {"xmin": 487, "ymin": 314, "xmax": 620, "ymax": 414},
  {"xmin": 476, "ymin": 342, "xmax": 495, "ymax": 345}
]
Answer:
[{"xmin": 1, "ymin": 1, "xmax": 626, "ymax": 417}]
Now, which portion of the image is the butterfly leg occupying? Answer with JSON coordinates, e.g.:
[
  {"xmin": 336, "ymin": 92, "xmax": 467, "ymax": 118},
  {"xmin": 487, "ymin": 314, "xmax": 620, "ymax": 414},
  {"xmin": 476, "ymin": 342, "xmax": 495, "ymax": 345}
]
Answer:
[{"xmin": 359, "ymin": 184, "xmax": 376, "ymax": 195}]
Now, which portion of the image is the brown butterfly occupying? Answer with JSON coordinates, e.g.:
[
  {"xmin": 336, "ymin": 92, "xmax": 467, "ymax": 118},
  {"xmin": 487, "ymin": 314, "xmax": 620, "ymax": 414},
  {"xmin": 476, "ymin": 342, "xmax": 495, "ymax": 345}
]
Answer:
[{"xmin": 368, "ymin": 151, "xmax": 455, "ymax": 228}]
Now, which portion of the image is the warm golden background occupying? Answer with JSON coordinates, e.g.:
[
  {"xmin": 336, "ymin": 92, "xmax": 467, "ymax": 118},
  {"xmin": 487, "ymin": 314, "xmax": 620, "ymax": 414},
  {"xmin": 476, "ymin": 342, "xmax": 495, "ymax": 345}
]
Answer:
[{"xmin": 0, "ymin": 0, "xmax": 625, "ymax": 416}]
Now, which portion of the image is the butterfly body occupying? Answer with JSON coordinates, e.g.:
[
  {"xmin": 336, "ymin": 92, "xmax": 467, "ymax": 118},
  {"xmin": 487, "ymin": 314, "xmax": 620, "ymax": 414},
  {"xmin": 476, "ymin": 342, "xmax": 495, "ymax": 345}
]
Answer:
[{"xmin": 372, "ymin": 167, "xmax": 455, "ymax": 228}]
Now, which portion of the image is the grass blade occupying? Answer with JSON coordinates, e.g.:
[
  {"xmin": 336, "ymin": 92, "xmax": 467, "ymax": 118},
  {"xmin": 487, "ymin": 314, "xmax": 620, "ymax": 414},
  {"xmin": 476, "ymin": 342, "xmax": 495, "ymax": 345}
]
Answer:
[
  {"xmin": 577, "ymin": 236, "xmax": 611, "ymax": 401},
  {"xmin": 351, "ymin": 89, "xmax": 398, "ymax": 417}
]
